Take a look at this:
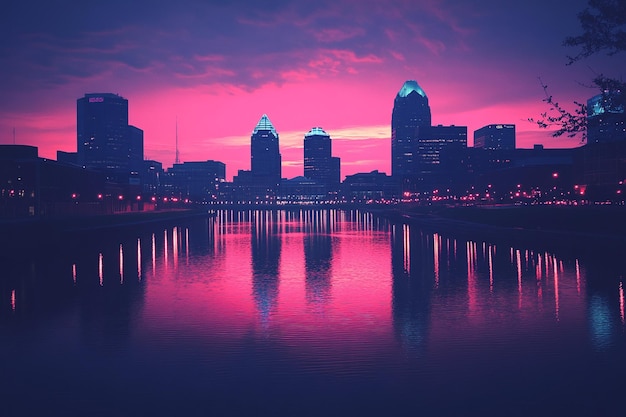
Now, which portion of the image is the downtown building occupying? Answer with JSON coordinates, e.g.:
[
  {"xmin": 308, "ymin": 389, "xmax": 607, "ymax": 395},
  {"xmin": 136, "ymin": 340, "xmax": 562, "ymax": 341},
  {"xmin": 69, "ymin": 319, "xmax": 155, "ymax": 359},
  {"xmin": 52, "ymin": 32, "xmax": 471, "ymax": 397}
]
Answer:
[
  {"xmin": 162, "ymin": 160, "xmax": 225, "ymax": 203},
  {"xmin": 474, "ymin": 124, "xmax": 516, "ymax": 150},
  {"xmin": 230, "ymin": 114, "xmax": 282, "ymax": 202},
  {"xmin": 76, "ymin": 93, "xmax": 143, "ymax": 184},
  {"xmin": 303, "ymin": 127, "xmax": 340, "ymax": 193},
  {"xmin": 391, "ymin": 80, "xmax": 467, "ymax": 193}
]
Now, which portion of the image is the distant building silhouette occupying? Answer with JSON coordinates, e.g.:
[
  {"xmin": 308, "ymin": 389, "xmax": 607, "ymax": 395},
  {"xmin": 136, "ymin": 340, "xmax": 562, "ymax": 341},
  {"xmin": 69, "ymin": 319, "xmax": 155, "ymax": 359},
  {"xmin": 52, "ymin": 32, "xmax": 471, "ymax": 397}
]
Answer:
[
  {"xmin": 163, "ymin": 160, "xmax": 225, "ymax": 202},
  {"xmin": 304, "ymin": 127, "xmax": 340, "ymax": 192},
  {"xmin": 142, "ymin": 160, "xmax": 163, "ymax": 196},
  {"xmin": 341, "ymin": 170, "xmax": 397, "ymax": 201},
  {"xmin": 391, "ymin": 80, "xmax": 432, "ymax": 190},
  {"xmin": 474, "ymin": 124, "xmax": 515, "ymax": 150},
  {"xmin": 0, "ymin": 145, "xmax": 128, "ymax": 218}
]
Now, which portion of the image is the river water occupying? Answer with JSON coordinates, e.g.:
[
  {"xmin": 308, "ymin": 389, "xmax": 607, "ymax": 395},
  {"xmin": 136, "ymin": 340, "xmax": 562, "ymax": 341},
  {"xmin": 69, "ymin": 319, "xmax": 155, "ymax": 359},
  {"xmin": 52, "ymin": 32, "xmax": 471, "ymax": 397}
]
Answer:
[{"xmin": 1, "ymin": 209, "xmax": 625, "ymax": 416}]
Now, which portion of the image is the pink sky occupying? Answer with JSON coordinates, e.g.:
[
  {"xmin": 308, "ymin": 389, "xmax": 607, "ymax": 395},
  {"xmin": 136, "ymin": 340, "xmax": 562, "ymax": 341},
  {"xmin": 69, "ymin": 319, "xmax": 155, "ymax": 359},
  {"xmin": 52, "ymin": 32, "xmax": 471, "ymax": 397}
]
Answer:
[{"xmin": 1, "ymin": 0, "xmax": 622, "ymax": 180}]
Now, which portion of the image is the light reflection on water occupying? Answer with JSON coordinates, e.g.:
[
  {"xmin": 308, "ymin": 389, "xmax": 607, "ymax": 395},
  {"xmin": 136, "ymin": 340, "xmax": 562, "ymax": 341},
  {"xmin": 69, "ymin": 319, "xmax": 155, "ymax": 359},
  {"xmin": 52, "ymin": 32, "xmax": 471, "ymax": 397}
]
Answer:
[{"xmin": 0, "ymin": 209, "xmax": 625, "ymax": 416}]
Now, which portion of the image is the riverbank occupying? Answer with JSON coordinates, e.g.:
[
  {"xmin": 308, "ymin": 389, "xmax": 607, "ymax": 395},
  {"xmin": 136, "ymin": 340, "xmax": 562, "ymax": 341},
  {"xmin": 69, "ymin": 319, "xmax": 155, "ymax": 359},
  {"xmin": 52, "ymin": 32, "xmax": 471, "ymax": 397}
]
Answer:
[
  {"xmin": 1, "ymin": 209, "xmax": 210, "ymax": 252},
  {"xmin": 376, "ymin": 204, "xmax": 626, "ymax": 253}
]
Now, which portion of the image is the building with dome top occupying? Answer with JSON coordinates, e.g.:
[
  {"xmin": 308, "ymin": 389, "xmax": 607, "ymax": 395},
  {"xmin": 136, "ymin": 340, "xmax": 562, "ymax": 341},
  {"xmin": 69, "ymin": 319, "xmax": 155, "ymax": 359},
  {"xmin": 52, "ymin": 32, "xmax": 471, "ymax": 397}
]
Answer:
[
  {"xmin": 391, "ymin": 80, "xmax": 467, "ymax": 193},
  {"xmin": 304, "ymin": 127, "xmax": 340, "ymax": 192}
]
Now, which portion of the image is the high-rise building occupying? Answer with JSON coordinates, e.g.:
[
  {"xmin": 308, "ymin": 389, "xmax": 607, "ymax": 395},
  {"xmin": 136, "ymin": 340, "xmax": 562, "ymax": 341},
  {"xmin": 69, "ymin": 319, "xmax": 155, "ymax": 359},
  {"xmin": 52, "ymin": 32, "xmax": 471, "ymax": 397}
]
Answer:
[
  {"xmin": 391, "ymin": 80, "xmax": 432, "ymax": 190},
  {"xmin": 77, "ymin": 93, "xmax": 131, "ymax": 174},
  {"xmin": 587, "ymin": 91, "xmax": 626, "ymax": 143},
  {"xmin": 474, "ymin": 124, "xmax": 515, "ymax": 150},
  {"xmin": 251, "ymin": 114, "xmax": 282, "ymax": 188},
  {"xmin": 304, "ymin": 127, "xmax": 340, "ymax": 191}
]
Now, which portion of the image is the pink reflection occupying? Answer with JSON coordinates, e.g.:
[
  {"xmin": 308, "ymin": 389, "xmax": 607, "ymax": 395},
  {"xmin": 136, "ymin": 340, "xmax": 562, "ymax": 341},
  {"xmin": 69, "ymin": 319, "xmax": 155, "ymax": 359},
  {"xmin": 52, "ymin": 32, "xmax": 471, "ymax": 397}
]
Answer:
[
  {"xmin": 516, "ymin": 249, "xmax": 522, "ymax": 309},
  {"xmin": 164, "ymin": 229, "xmax": 168, "ymax": 267},
  {"xmin": 575, "ymin": 259, "xmax": 581, "ymax": 295},
  {"xmin": 98, "ymin": 253, "xmax": 103, "ymax": 286},
  {"xmin": 137, "ymin": 238, "xmax": 142, "ymax": 281},
  {"xmin": 403, "ymin": 224, "xmax": 410, "ymax": 273},
  {"xmin": 185, "ymin": 228, "xmax": 190, "ymax": 263},
  {"xmin": 119, "ymin": 244, "xmax": 124, "ymax": 284},
  {"xmin": 72, "ymin": 263, "xmax": 77, "ymax": 285},
  {"xmin": 467, "ymin": 241, "xmax": 477, "ymax": 314},
  {"xmin": 488, "ymin": 245, "xmax": 494, "ymax": 292},
  {"xmin": 433, "ymin": 233, "xmax": 440, "ymax": 287},
  {"xmin": 173, "ymin": 227, "xmax": 179, "ymax": 270},
  {"xmin": 553, "ymin": 258, "xmax": 560, "ymax": 321},
  {"xmin": 619, "ymin": 281, "xmax": 624, "ymax": 324},
  {"xmin": 11, "ymin": 289, "xmax": 16, "ymax": 312},
  {"xmin": 152, "ymin": 233, "xmax": 156, "ymax": 276}
]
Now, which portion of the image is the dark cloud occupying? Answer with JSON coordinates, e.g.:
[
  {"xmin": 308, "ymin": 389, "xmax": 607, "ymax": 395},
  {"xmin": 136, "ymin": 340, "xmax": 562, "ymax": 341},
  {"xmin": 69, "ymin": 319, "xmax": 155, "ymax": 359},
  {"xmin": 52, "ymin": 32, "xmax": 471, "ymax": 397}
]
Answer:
[{"xmin": 2, "ymin": 0, "xmax": 618, "ymax": 119}]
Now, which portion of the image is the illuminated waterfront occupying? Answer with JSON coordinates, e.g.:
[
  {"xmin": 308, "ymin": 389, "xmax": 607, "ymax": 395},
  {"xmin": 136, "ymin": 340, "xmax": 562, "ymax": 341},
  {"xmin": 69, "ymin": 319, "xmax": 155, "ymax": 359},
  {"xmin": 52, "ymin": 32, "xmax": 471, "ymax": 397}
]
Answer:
[{"xmin": 1, "ymin": 209, "xmax": 625, "ymax": 416}]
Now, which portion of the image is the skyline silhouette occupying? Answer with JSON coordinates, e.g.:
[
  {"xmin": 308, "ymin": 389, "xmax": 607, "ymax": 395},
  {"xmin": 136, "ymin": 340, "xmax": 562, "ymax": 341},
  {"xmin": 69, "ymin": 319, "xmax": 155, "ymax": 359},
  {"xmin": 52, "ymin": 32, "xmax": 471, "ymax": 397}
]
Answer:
[{"xmin": 1, "ymin": 0, "xmax": 622, "ymax": 181}]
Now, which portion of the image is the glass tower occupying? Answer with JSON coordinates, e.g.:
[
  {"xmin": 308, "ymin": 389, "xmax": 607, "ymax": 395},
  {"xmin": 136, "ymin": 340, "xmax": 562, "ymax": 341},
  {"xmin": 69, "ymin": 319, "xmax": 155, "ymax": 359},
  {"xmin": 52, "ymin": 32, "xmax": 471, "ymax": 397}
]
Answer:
[
  {"xmin": 77, "ymin": 93, "xmax": 130, "ymax": 174},
  {"xmin": 251, "ymin": 114, "xmax": 282, "ymax": 187},
  {"xmin": 304, "ymin": 127, "xmax": 339, "ymax": 190},
  {"xmin": 391, "ymin": 80, "xmax": 432, "ymax": 189}
]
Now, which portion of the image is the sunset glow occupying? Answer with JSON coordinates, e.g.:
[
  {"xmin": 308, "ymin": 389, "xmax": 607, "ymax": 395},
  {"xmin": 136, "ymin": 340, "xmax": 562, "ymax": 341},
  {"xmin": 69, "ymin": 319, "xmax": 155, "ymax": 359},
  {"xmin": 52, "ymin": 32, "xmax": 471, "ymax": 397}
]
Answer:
[{"xmin": 1, "ymin": 0, "xmax": 622, "ymax": 180}]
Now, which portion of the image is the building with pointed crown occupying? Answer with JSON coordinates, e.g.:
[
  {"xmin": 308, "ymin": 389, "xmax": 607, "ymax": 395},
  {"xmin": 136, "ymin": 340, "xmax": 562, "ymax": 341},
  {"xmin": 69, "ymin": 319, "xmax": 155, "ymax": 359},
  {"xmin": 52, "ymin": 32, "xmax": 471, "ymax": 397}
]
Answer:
[{"xmin": 251, "ymin": 114, "xmax": 282, "ymax": 186}]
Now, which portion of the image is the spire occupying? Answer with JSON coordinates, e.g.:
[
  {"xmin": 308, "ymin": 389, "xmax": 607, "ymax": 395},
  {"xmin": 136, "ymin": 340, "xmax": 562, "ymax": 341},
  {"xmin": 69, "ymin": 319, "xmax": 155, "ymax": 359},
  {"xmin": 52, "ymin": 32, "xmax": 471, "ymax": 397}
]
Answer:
[
  {"xmin": 175, "ymin": 117, "xmax": 180, "ymax": 164},
  {"xmin": 253, "ymin": 114, "xmax": 278, "ymax": 136}
]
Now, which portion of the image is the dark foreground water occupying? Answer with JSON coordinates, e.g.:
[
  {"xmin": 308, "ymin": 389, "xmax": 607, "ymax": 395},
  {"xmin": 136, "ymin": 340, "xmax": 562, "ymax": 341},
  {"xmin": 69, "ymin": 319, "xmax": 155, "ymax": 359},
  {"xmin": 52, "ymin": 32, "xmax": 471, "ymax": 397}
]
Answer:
[{"xmin": 1, "ymin": 209, "xmax": 625, "ymax": 417}]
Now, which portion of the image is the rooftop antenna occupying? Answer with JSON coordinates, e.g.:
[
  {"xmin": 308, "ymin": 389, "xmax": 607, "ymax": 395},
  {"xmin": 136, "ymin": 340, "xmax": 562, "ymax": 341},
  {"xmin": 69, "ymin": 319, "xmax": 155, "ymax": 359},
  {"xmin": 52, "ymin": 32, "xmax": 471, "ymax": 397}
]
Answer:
[{"xmin": 175, "ymin": 117, "xmax": 180, "ymax": 164}]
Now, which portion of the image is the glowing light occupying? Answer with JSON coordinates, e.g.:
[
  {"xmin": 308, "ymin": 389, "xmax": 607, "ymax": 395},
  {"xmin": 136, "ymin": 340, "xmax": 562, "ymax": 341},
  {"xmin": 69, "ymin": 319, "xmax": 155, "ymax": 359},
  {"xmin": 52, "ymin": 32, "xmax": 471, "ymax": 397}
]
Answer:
[
  {"xmin": 554, "ymin": 258, "xmax": 559, "ymax": 321},
  {"xmin": 433, "ymin": 233, "xmax": 440, "ymax": 287},
  {"xmin": 99, "ymin": 253, "xmax": 103, "ymax": 286},
  {"xmin": 72, "ymin": 263, "xmax": 77, "ymax": 284},
  {"xmin": 619, "ymin": 282, "xmax": 624, "ymax": 324},
  {"xmin": 119, "ymin": 244, "xmax": 124, "ymax": 284},
  {"xmin": 137, "ymin": 238, "xmax": 142, "ymax": 281}
]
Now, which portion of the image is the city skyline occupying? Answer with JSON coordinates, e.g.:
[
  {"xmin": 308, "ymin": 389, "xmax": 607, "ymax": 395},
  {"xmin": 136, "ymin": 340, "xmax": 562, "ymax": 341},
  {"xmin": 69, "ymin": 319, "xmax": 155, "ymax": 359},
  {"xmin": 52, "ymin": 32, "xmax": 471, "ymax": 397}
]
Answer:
[{"xmin": 1, "ymin": 0, "xmax": 623, "ymax": 180}]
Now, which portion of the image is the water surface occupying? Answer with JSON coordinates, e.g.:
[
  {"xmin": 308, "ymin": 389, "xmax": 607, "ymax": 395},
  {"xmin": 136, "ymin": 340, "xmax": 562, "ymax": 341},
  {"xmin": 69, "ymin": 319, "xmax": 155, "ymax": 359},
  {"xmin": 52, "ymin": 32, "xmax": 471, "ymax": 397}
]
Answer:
[{"xmin": 1, "ymin": 209, "xmax": 625, "ymax": 416}]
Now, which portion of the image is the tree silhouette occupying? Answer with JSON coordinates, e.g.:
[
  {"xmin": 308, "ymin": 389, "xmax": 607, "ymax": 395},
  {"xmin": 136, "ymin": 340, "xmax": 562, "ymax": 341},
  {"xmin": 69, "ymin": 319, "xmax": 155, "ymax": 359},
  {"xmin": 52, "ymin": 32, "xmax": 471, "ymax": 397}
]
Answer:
[
  {"xmin": 564, "ymin": 0, "xmax": 626, "ymax": 64},
  {"xmin": 530, "ymin": 0, "xmax": 625, "ymax": 141}
]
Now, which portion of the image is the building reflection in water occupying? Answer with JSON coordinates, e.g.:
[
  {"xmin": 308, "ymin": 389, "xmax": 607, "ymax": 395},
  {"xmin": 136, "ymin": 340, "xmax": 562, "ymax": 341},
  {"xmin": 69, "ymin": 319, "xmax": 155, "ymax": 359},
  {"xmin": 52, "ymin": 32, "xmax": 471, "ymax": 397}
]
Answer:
[
  {"xmin": 391, "ymin": 223, "xmax": 433, "ymax": 354},
  {"xmin": 251, "ymin": 210, "xmax": 282, "ymax": 326},
  {"xmin": 304, "ymin": 210, "xmax": 334, "ymax": 308},
  {"xmin": 389, "ymin": 217, "xmax": 626, "ymax": 355}
]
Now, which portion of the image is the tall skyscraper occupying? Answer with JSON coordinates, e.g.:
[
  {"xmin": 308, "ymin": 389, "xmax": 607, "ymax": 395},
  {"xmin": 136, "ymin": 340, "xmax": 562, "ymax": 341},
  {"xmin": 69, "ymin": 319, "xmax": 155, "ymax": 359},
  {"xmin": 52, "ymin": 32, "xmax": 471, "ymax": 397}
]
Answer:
[
  {"xmin": 251, "ymin": 114, "xmax": 282, "ymax": 187},
  {"xmin": 77, "ymin": 93, "xmax": 130, "ymax": 174},
  {"xmin": 304, "ymin": 127, "xmax": 340, "ymax": 191},
  {"xmin": 474, "ymin": 124, "xmax": 515, "ymax": 150},
  {"xmin": 391, "ymin": 80, "xmax": 432, "ymax": 189}
]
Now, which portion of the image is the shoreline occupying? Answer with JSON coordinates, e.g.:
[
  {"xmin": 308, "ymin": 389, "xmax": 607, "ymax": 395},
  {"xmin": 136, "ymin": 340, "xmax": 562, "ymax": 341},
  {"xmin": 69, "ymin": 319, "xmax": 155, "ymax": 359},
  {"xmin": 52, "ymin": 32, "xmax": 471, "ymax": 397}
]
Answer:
[
  {"xmin": 375, "ymin": 204, "xmax": 626, "ymax": 256},
  {"xmin": 1, "ymin": 209, "xmax": 210, "ymax": 252}
]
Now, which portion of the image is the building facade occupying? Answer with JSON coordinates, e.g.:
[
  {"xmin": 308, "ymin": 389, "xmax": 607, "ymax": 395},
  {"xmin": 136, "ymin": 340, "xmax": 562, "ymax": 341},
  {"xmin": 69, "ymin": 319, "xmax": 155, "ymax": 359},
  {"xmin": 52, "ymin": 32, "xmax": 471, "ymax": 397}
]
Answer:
[
  {"xmin": 163, "ymin": 160, "xmax": 225, "ymax": 202},
  {"xmin": 474, "ymin": 124, "xmax": 516, "ymax": 150},
  {"xmin": 587, "ymin": 91, "xmax": 626, "ymax": 143},
  {"xmin": 304, "ymin": 127, "xmax": 340, "ymax": 192},
  {"xmin": 251, "ymin": 114, "xmax": 282, "ymax": 189},
  {"xmin": 391, "ymin": 80, "xmax": 432, "ymax": 190}
]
